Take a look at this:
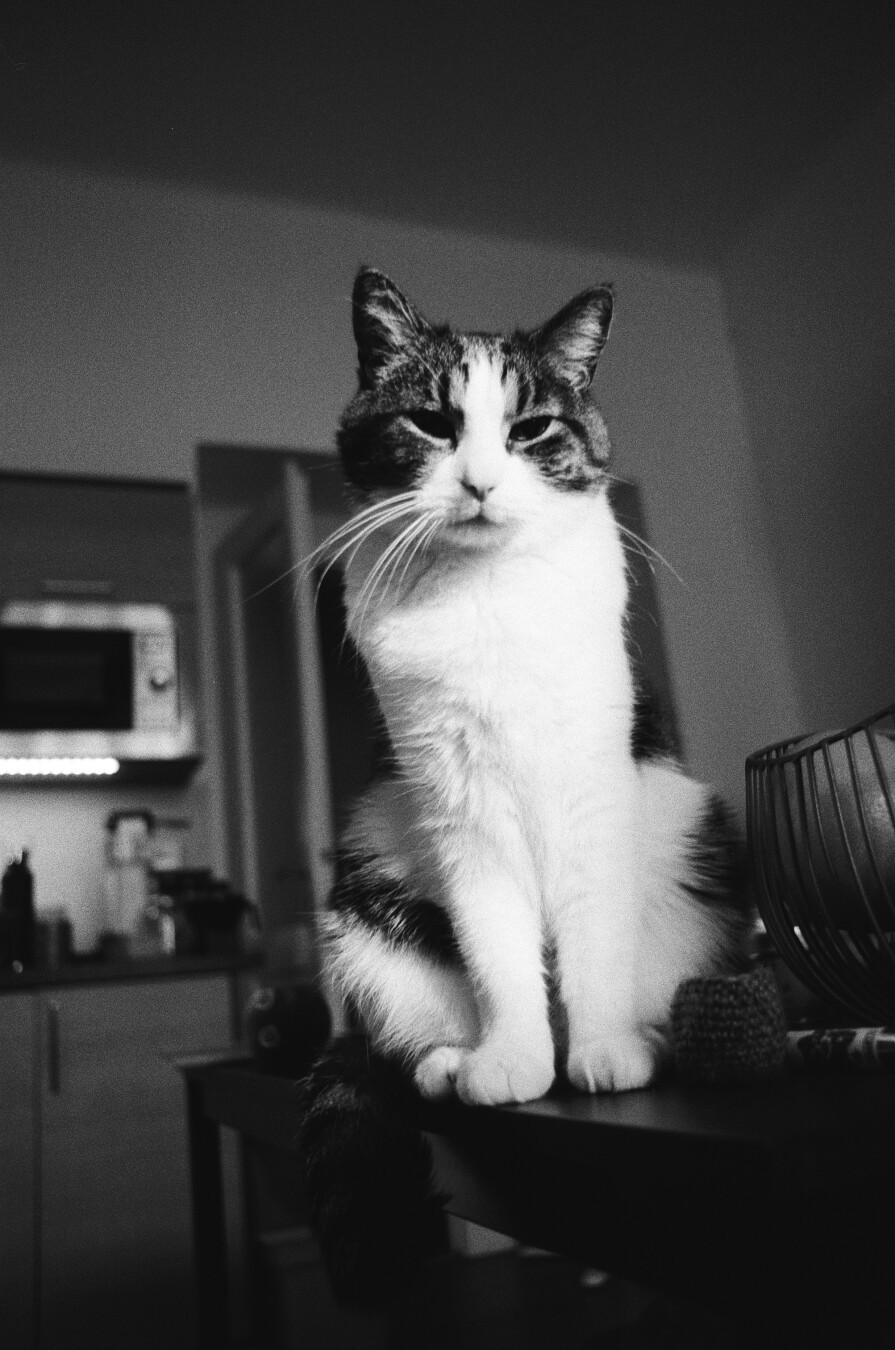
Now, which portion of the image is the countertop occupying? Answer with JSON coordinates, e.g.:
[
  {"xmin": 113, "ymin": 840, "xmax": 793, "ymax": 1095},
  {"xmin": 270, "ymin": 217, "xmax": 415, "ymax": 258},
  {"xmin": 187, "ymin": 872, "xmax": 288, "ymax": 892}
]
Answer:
[{"xmin": 0, "ymin": 949, "xmax": 261, "ymax": 994}]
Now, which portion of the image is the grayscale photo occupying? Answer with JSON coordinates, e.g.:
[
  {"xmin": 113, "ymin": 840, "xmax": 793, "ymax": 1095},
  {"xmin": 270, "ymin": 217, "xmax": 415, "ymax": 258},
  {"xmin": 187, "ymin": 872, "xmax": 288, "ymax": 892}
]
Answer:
[{"xmin": 1, "ymin": 5, "xmax": 893, "ymax": 1348}]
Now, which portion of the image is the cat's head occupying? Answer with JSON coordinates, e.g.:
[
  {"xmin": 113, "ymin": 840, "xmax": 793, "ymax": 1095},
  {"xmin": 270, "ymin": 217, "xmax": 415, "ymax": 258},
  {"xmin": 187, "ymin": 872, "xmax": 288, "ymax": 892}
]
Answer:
[{"xmin": 337, "ymin": 267, "xmax": 613, "ymax": 548}]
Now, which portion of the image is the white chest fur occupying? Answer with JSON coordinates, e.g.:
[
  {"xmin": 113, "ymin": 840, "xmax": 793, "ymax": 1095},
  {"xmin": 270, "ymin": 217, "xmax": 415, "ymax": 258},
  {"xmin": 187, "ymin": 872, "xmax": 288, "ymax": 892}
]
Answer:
[
  {"xmin": 344, "ymin": 490, "xmax": 634, "ymax": 858},
  {"xmin": 359, "ymin": 493, "xmax": 624, "ymax": 691}
]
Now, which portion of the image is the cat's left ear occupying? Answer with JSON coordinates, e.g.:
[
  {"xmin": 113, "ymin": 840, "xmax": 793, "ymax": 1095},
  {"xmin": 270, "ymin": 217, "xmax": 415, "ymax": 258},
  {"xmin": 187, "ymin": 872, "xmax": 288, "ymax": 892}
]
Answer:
[
  {"xmin": 530, "ymin": 286, "xmax": 614, "ymax": 392},
  {"xmin": 351, "ymin": 267, "xmax": 433, "ymax": 389}
]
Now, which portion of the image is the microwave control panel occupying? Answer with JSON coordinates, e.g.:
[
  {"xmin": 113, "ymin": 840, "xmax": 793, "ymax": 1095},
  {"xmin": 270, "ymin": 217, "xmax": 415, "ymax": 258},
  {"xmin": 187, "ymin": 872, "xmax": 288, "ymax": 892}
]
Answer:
[{"xmin": 133, "ymin": 631, "xmax": 180, "ymax": 730}]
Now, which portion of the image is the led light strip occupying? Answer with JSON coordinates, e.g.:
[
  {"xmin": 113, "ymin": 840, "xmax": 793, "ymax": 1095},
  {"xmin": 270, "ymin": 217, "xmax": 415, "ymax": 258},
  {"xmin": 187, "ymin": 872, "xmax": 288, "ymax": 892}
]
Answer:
[{"xmin": 0, "ymin": 757, "xmax": 120, "ymax": 777}]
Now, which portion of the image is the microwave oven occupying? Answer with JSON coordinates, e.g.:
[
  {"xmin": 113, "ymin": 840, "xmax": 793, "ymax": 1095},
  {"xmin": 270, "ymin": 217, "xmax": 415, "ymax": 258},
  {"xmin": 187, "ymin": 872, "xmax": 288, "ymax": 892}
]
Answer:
[{"xmin": 0, "ymin": 600, "xmax": 199, "ymax": 780}]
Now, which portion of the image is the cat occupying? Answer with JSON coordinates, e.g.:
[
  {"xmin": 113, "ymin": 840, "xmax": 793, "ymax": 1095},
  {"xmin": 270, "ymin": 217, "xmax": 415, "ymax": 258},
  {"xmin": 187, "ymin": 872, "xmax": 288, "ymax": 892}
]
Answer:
[
  {"xmin": 298, "ymin": 268, "xmax": 751, "ymax": 1305},
  {"xmin": 312, "ymin": 267, "xmax": 751, "ymax": 1108}
]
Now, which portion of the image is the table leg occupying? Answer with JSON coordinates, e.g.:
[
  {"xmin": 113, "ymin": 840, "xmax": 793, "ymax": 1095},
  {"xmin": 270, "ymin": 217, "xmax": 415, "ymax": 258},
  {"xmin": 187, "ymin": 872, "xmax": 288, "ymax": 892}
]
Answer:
[{"xmin": 185, "ymin": 1076, "xmax": 231, "ymax": 1350}]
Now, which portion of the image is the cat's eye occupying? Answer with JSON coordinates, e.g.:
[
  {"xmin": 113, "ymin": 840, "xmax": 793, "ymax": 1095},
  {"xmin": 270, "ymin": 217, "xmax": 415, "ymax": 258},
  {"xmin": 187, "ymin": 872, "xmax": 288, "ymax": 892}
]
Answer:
[
  {"xmin": 406, "ymin": 410, "xmax": 455, "ymax": 440},
  {"xmin": 508, "ymin": 416, "xmax": 555, "ymax": 443}
]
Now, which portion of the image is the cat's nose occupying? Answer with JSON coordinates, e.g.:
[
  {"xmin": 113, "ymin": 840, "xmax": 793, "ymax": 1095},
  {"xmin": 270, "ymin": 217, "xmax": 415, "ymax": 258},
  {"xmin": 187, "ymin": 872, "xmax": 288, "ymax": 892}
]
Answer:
[{"xmin": 460, "ymin": 478, "xmax": 494, "ymax": 502}]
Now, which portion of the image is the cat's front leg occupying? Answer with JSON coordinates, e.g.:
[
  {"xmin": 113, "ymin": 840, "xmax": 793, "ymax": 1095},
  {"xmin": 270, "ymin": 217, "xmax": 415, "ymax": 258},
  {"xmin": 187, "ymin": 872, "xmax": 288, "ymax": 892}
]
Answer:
[
  {"xmin": 561, "ymin": 901, "xmax": 658, "ymax": 1090},
  {"xmin": 565, "ymin": 1027, "xmax": 659, "ymax": 1093},
  {"xmin": 442, "ymin": 866, "xmax": 555, "ymax": 1107},
  {"xmin": 555, "ymin": 798, "xmax": 660, "ymax": 1094}
]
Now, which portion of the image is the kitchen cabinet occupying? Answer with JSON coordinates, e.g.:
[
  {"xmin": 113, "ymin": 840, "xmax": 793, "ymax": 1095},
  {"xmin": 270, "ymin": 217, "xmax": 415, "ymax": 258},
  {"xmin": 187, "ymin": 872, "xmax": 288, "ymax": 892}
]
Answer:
[
  {"xmin": 0, "ymin": 472, "xmax": 202, "ymax": 786},
  {"xmin": 0, "ymin": 474, "xmax": 195, "ymax": 609},
  {"xmin": 0, "ymin": 994, "xmax": 37, "ymax": 1348},
  {"xmin": 0, "ymin": 968, "xmax": 249, "ymax": 1350}
]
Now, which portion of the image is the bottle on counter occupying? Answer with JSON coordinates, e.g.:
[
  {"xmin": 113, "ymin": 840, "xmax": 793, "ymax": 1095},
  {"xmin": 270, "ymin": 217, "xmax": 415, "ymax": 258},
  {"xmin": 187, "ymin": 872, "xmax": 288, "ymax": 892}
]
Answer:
[
  {"xmin": 102, "ymin": 810, "xmax": 155, "ymax": 958},
  {"xmin": 0, "ymin": 849, "xmax": 37, "ymax": 971}
]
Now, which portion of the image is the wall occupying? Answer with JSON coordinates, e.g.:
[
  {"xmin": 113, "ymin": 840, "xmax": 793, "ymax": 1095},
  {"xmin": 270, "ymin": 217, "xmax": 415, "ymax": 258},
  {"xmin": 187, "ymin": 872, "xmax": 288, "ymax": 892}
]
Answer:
[
  {"xmin": 1, "ymin": 158, "xmax": 801, "ymax": 839},
  {"xmin": 721, "ymin": 83, "xmax": 895, "ymax": 736}
]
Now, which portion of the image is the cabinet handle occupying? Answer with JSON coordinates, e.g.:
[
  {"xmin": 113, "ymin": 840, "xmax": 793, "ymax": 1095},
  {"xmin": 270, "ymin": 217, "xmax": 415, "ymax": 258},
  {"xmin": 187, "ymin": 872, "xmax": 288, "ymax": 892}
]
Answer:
[{"xmin": 47, "ymin": 998, "xmax": 61, "ymax": 1094}]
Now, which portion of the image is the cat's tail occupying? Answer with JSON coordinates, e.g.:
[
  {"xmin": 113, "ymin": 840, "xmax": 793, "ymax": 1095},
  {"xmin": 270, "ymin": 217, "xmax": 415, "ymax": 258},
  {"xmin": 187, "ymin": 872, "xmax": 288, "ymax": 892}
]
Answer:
[{"xmin": 298, "ymin": 1034, "xmax": 446, "ymax": 1310}]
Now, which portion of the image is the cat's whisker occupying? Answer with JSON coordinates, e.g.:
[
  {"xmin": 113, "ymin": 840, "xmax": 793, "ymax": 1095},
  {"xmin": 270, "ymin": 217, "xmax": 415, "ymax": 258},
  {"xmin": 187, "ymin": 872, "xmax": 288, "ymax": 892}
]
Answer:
[
  {"xmin": 373, "ymin": 522, "xmax": 427, "ymax": 603},
  {"xmin": 352, "ymin": 517, "xmax": 430, "ymax": 634},
  {"xmin": 312, "ymin": 507, "xmax": 415, "ymax": 595},
  {"xmin": 242, "ymin": 563, "xmax": 302, "ymax": 604},
  {"xmin": 363, "ymin": 514, "xmax": 435, "ymax": 612},
  {"xmin": 305, "ymin": 498, "xmax": 424, "ymax": 603},
  {"xmin": 394, "ymin": 515, "xmax": 442, "ymax": 595},
  {"xmin": 302, "ymin": 497, "xmax": 414, "ymax": 571},
  {"xmin": 385, "ymin": 512, "xmax": 440, "ymax": 597},
  {"xmin": 364, "ymin": 513, "xmax": 437, "ymax": 621},
  {"xmin": 392, "ymin": 528, "xmax": 429, "ymax": 595},
  {"xmin": 300, "ymin": 492, "xmax": 420, "ymax": 579},
  {"xmin": 260, "ymin": 481, "xmax": 413, "ymax": 605},
  {"xmin": 336, "ymin": 502, "xmax": 424, "ymax": 583},
  {"xmin": 252, "ymin": 512, "xmax": 422, "ymax": 603},
  {"xmin": 622, "ymin": 552, "xmax": 656, "ymax": 590},
  {"xmin": 304, "ymin": 507, "xmax": 419, "ymax": 583},
  {"xmin": 352, "ymin": 529, "xmax": 412, "ymax": 621},
  {"xmin": 617, "ymin": 525, "xmax": 687, "ymax": 588}
]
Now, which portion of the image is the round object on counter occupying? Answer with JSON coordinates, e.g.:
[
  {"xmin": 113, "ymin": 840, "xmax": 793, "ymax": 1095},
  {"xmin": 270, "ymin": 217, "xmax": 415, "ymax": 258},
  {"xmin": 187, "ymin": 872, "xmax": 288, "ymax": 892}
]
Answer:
[{"xmin": 245, "ymin": 983, "xmax": 332, "ymax": 1076}]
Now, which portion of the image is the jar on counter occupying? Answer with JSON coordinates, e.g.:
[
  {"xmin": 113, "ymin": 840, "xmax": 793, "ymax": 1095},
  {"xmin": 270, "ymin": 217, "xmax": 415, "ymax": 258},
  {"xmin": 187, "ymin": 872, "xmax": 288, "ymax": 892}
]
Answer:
[{"xmin": 36, "ymin": 907, "xmax": 74, "ymax": 968}]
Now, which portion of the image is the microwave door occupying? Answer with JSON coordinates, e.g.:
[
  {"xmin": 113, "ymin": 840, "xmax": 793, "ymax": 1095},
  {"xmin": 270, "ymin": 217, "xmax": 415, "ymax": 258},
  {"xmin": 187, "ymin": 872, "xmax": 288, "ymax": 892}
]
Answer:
[{"xmin": 0, "ymin": 626, "xmax": 134, "ymax": 733}]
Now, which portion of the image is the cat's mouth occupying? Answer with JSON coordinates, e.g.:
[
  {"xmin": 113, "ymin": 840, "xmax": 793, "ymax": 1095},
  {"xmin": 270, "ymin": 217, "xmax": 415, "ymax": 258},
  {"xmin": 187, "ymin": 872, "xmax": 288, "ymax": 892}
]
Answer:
[{"xmin": 442, "ymin": 504, "xmax": 510, "ymax": 544}]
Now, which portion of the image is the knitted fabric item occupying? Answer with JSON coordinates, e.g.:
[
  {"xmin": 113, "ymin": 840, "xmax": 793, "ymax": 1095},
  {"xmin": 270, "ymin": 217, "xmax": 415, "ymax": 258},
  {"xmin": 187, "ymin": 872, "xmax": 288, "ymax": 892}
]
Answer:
[{"xmin": 671, "ymin": 964, "xmax": 787, "ymax": 1084}]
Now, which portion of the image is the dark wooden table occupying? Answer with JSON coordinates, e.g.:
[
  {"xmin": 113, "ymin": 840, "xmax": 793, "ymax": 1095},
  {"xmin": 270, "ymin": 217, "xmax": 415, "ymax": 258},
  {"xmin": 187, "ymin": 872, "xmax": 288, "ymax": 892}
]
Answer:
[{"xmin": 180, "ymin": 1054, "xmax": 895, "ymax": 1348}]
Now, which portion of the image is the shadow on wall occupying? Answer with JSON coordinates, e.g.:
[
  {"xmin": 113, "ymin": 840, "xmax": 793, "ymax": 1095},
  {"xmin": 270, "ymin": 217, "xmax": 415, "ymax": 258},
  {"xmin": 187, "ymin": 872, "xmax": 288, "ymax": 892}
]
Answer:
[{"xmin": 721, "ymin": 83, "xmax": 895, "ymax": 737}]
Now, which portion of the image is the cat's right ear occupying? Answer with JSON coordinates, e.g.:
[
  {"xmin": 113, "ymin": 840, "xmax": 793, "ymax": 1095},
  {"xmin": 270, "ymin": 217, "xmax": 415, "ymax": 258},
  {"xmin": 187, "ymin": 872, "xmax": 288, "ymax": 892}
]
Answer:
[
  {"xmin": 351, "ymin": 267, "xmax": 431, "ymax": 389},
  {"xmin": 530, "ymin": 285, "xmax": 614, "ymax": 393}
]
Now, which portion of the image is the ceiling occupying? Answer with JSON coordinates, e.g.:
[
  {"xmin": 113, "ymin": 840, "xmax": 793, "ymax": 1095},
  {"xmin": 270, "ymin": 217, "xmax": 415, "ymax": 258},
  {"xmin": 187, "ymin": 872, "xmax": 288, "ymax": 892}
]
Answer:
[{"xmin": 1, "ymin": 4, "xmax": 892, "ymax": 267}]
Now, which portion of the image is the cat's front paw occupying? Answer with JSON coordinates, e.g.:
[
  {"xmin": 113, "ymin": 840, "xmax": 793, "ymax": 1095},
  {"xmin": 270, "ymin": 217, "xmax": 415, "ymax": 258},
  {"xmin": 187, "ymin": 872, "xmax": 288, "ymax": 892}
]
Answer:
[
  {"xmin": 567, "ymin": 1032, "xmax": 658, "ymax": 1094},
  {"xmin": 414, "ymin": 1045, "xmax": 465, "ymax": 1100},
  {"xmin": 455, "ymin": 1041, "xmax": 554, "ymax": 1106}
]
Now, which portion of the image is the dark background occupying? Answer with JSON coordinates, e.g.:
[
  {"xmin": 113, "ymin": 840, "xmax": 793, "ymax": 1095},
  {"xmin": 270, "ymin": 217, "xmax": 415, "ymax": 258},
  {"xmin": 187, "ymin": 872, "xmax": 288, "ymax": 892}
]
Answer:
[{"xmin": 1, "ymin": 3, "xmax": 891, "ymax": 266}]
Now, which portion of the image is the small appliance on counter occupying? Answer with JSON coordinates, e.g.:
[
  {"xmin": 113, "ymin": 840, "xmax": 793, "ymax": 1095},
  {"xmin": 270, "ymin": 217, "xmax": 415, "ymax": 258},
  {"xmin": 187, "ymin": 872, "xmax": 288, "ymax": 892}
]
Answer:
[
  {"xmin": 101, "ymin": 809, "xmax": 156, "ymax": 959},
  {"xmin": 149, "ymin": 868, "xmax": 256, "ymax": 958}
]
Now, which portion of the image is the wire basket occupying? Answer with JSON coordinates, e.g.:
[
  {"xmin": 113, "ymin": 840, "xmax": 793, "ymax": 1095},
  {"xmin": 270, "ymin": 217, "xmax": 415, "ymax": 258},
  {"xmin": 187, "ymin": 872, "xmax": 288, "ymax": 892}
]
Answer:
[{"xmin": 746, "ymin": 704, "xmax": 895, "ymax": 1023}]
